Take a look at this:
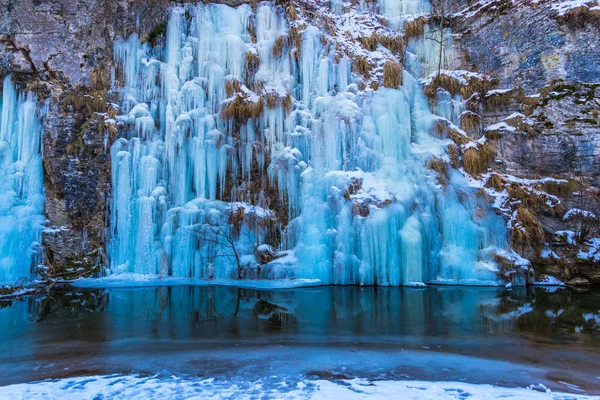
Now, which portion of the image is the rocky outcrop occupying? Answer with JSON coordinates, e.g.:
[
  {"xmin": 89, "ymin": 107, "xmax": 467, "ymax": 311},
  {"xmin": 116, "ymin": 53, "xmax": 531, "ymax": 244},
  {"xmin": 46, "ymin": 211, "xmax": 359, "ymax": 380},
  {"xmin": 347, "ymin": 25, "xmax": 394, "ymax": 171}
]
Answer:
[
  {"xmin": 452, "ymin": 0, "xmax": 600, "ymax": 91},
  {"xmin": 42, "ymin": 90, "xmax": 112, "ymax": 272},
  {"xmin": 449, "ymin": 0, "xmax": 600, "ymax": 283}
]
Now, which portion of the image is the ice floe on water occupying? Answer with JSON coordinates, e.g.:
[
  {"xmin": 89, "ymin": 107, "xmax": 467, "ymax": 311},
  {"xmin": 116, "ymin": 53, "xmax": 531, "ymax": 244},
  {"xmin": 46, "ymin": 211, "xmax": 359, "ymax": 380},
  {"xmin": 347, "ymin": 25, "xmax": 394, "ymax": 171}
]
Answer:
[{"xmin": 72, "ymin": 273, "xmax": 322, "ymax": 289}]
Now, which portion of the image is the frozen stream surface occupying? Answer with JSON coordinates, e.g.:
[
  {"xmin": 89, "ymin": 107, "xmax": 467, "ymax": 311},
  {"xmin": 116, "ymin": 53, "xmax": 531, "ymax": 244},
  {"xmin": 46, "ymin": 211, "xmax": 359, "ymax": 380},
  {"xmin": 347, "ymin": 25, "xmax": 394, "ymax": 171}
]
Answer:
[{"xmin": 0, "ymin": 285, "xmax": 599, "ymax": 399}]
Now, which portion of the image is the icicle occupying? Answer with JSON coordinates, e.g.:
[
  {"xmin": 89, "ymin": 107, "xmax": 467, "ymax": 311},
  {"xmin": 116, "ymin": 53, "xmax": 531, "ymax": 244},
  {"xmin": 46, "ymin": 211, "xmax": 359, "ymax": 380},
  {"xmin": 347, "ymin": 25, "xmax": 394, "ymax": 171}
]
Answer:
[
  {"xmin": 378, "ymin": 0, "xmax": 432, "ymax": 28},
  {"xmin": 0, "ymin": 77, "xmax": 47, "ymax": 283}
]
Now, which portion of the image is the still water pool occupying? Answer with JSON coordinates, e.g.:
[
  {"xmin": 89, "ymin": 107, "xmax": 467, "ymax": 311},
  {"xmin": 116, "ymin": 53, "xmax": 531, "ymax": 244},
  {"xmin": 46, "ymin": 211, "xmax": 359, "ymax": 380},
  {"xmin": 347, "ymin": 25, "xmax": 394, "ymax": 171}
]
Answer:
[{"xmin": 0, "ymin": 285, "xmax": 599, "ymax": 397}]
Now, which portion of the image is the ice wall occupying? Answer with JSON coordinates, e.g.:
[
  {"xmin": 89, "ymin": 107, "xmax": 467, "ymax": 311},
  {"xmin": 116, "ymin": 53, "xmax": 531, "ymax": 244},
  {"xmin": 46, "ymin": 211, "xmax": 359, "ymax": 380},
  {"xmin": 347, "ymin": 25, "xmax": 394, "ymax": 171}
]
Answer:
[
  {"xmin": 109, "ymin": 1, "xmax": 507, "ymax": 285},
  {"xmin": 0, "ymin": 77, "xmax": 46, "ymax": 284}
]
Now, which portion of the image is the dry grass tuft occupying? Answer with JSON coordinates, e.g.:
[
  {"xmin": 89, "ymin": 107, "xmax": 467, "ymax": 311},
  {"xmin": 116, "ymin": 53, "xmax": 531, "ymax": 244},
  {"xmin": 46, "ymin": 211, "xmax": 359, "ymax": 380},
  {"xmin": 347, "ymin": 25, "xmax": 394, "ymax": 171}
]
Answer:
[
  {"xmin": 358, "ymin": 35, "xmax": 379, "ymax": 51},
  {"xmin": 427, "ymin": 157, "xmax": 448, "ymax": 184},
  {"xmin": 289, "ymin": 26, "xmax": 302, "ymax": 61},
  {"xmin": 225, "ymin": 79, "xmax": 241, "ymax": 98},
  {"xmin": 221, "ymin": 95, "xmax": 264, "ymax": 120},
  {"xmin": 447, "ymin": 144, "xmax": 459, "ymax": 169},
  {"xmin": 447, "ymin": 126, "xmax": 470, "ymax": 146},
  {"xmin": 265, "ymin": 91, "xmax": 279, "ymax": 108},
  {"xmin": 289, "ymin": 26, "xmax": 301, "ymax": 43},
  {"xmin": 282, "ymin": 92, "xmax": 293, "ymax": 113},
  {"xmin": 62, "ymin": 91, "xmax": 108, "ymax": 116},
  {"xmin": 245, "ymin": 51, "xmax": 260, "ymax": 77},
  {"xmin": 523, "ymin": 95, "xmax": 541, "ymax": 107},
  {"xmin": 379, "ymin": 35, "xmax": 404, "ymax": 54},
  {"xmin": 247, "ymin": 21, "xmax": 257, "ymax": 43},
  {"xmin": 286, "ymin": 3, "xmax": 298, "ymax": 20},
  {"xmin": 423, "ymin": 74, "xmax": 462, "ymax": 98},
  {"xmin": 383, "ymin": 61, "xmax": 403, "ymax": 88},
  {"xmin": 403, "ymin": 16, "xmax": 427, "ymax": 38},
  {"xmin": 462, "ymin": 142, "xmax": 494, "ymax": 176},
  {"xmin": 424, "ymin": 72, "xmax": 498, "ymax": 101},
  {"xmin": 433, "ymin": 120, "xmax": 445, "ymax": 138},
  {"xmin": 506, "ymin": 183, "xmax": 563, "ymax": 215},
  {"xmin": 427, "ymin": 157, "xmax": 447, "ymax": 174},
  {"xmin": 370, "ymin": 81, "xmax": 380, "ymax": 91},
  {"xmin": 511, "ymin": 207, "xmax": 544, "ymax": 252},
  {"xmin": 460, "ymin": 111, "xmax": 481, "ymax": 133},
  {"xmin": 323, "ymin": 16, "xmax": 336, "ymax": 35},
  {"xmin": 485, "ymin": 88, "xmax": 524, "ymax": 111},
  {"xmin": 434, "ymin": 119, "xmax": 472, "ymax": 146},
  {"xmin": 354, "ymin": 55, "xmax": 372, "ymax": 79},
  {"xmin": 359, "ymin": 33, "xmax": 404, "ymax": 54},
  {"xmin": 539, "ymin": 179, "xmax": 580, "ymax": 196},
  {"xmin": 272, "ymin": 35, "xmax": 286, "ymax": 58},
  {"xmin": 484, "ymin": 173, "xmax": 505, "ymax": 191}
]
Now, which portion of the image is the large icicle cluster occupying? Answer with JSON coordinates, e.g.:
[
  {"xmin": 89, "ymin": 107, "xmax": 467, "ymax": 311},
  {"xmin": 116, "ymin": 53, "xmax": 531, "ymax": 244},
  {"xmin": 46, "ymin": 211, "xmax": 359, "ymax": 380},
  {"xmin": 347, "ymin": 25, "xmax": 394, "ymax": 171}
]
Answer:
[
  {"xmin": 0, "ymin": 77, "xmax": 46, "ymax": 284},
  {"xmin": 109, "ymin": 0, "xmax": 507, "ymax": 285}
]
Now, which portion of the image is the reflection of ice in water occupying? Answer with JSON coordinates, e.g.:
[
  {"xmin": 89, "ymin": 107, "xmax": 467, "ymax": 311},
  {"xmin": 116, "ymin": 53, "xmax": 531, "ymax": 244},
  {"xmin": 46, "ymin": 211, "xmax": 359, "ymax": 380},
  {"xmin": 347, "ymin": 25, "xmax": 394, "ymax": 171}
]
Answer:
[
  {"xmin": 0, "ymin": 299, "xmax": 35, "ymax": 362},
  {"xmin": 9, "ymin": 286, "xmax": 598, "ymax": 341},
  {"xmin": 1, "ymin": 286, "xmax": 600, "ymax": 394}
]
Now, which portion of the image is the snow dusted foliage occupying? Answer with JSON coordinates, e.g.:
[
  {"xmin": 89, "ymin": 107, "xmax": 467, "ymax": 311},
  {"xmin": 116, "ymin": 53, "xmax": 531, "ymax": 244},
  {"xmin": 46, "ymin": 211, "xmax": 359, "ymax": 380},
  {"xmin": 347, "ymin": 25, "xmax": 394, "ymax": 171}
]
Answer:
[
  {"xmin": 0, "ymin": 77, "xmax": 47, "ymax": 284},
  {"xmin": 108, "ymin": 0, "xmax": 508, "ymax": 285}
]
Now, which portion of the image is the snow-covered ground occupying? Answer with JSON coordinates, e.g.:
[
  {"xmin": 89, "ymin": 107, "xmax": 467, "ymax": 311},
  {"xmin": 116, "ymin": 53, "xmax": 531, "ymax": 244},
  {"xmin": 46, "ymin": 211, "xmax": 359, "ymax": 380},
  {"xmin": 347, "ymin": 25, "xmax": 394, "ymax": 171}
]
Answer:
[{"xmin": 1, "ymin": 374, "xmax": 597, "ymax": 400}]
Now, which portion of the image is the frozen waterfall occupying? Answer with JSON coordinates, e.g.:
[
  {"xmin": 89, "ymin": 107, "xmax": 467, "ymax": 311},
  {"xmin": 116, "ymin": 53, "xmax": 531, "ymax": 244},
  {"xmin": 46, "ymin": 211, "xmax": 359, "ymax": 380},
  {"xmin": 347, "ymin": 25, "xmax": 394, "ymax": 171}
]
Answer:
[
  {"xmin": 0, "ymin": 77, "xmax": 46, "ymax": 284},
  {"xmin": 108, "ymin": 0, "xmax": 507, "ymax": 285}
]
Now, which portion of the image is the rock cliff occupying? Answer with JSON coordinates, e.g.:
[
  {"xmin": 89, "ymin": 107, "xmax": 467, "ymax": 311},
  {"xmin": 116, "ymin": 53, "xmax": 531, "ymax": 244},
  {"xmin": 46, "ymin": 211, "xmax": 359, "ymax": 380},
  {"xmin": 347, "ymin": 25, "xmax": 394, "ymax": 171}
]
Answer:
[{"xmin": 1, "ymin": 0, "xmax": 598, "ymax": 284}]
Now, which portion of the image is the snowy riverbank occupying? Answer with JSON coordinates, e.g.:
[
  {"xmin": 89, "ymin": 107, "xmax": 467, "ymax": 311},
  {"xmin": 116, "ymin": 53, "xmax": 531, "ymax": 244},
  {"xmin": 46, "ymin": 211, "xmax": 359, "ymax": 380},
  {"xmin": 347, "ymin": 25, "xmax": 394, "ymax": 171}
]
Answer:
[{"xmin": 1, "ymin": 374, "xmax": 597, "ymax": 400}]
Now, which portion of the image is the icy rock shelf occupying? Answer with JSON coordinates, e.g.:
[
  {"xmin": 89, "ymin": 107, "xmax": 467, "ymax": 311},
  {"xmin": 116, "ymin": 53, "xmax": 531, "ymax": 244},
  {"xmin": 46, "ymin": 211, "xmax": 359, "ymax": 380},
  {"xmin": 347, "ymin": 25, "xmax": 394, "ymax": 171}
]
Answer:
[{"xmin": 107, "ymin": 0, "xmax": 508, "ymax": 287}]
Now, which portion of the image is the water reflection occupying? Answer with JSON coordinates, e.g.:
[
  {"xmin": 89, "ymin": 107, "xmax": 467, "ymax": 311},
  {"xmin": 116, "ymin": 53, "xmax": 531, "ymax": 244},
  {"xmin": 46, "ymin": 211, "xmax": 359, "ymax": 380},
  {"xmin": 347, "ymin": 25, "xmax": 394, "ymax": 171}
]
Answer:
[{"xmin": 1, "ymin": 286, "xmax": 599, "ymax": 343}]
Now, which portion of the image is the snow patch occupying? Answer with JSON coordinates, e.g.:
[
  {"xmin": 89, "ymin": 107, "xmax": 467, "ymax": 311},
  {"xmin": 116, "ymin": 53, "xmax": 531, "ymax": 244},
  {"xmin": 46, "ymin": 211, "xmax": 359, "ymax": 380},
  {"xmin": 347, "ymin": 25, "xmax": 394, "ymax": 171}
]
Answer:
[{"xmin": 0, "ymin": 375, "xmax": 596, "ymax": 400}]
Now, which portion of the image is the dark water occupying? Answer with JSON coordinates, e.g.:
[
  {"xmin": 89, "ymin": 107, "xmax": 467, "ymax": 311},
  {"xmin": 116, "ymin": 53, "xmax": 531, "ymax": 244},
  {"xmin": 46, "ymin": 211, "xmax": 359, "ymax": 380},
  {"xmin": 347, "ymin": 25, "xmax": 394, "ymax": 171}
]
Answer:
[{"xmin": 1, "ymin": 285, "xmax": 599, "ymax": 394}]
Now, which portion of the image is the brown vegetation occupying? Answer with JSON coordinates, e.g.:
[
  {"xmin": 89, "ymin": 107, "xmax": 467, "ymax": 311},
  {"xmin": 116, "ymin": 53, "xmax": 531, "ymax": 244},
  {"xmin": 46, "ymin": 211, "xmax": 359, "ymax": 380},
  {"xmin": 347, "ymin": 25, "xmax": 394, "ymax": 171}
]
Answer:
[
  {"xmin": 226, "ymin": 78, "xmax": 242, "ymax": 97},
  {"xmin": 459, "ymin": 111, "xmax": 481, "ymax": 133},
  {"xmin": 244, "ymin": 51, "xmax": 260, "ymax": 77},
  {"xmin": 383, "ymin": 61, "xmax": 403, "ymax": 88},
  {"xmin": 423, "ymin": 72, "xmax": 498, "ymax": 100},
  {"xmin": 507, "ymin": 184, "xmax": 564, "ymax": 217},
  {"xmin": 484, "ymin": 173, "xmax": 505, "ymax": 191},
  {"xmin": 282, "ymin": 92, "xmax": 293, "ymax": 113},
  {"xmin": 427, "ymin": 156, "xmax": 448, "ymax": 183},
  {"xmin": 462, "ymin": 142, "xmax": 494, "ymax": 176},
  {"xmin": 484, "ymin": 88, "xmax": 524, "ymax": 111},
  {"xmin": 511, "ymin": 207, "xmax": 544, "ymax": 252},
  {"xmin": 272, "ymin": 35, "xmax": 286, "ymax": 57},
  {"xmin": 403, "ymin": 16, "xmax": 427, "ymax": 38},
  {"xmin": 354, "ymin": 55, "xmax": 373, "ymax": 79},
  {"xmin": 221, "ymin": 95, "xmax": 264, "ymax": 120},
  {"xmin": 359, "ymin": 32, "xmax": 404, "ymax": 54},
  {"xmin": 447, "ymin": 144, "xmax": 459, "ymax": 169}
]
